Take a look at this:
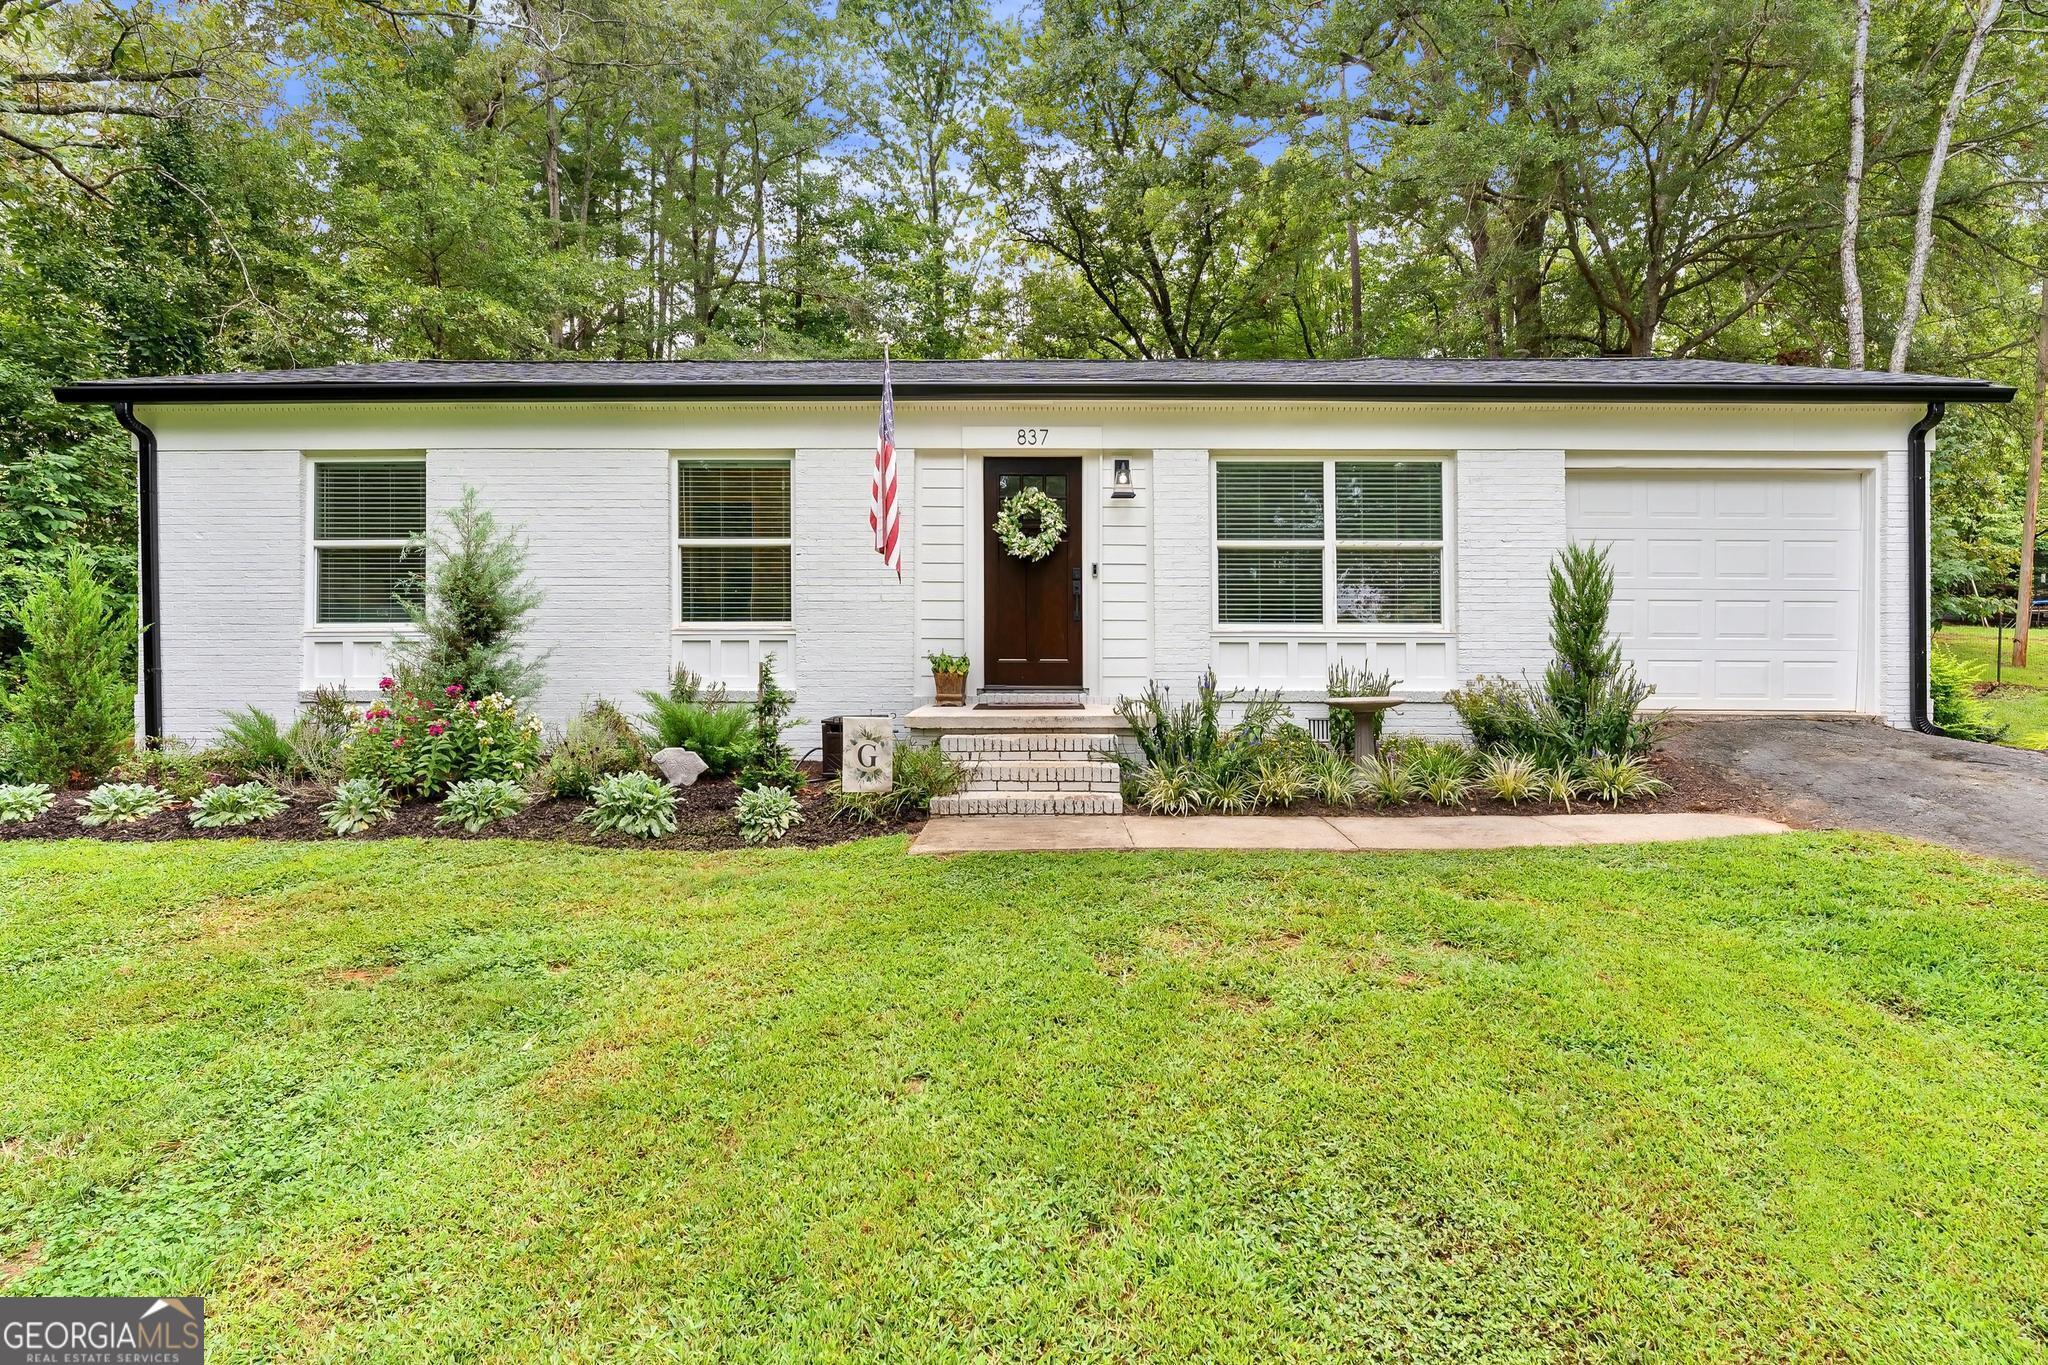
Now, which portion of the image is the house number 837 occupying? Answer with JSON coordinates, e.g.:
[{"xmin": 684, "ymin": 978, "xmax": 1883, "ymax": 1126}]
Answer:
[{"xmin": 1016, "ymin": 428, "xmax": 1050, "ymax": 445}]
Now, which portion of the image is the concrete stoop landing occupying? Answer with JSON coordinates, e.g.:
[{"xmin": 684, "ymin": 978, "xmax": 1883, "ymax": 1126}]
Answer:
[{"xmin": 906, "ymin": 704, "xmax": 1132, "ymax": 817}]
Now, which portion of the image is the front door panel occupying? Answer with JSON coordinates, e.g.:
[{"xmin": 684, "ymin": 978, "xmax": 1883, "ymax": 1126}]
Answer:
[{"xmin": 983, "ymin": 458, "xmax": 1083, "ymax": 688}]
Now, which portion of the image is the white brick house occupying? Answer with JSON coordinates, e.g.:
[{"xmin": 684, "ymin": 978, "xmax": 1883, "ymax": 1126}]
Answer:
[{"xmin": 59, "ymin": 360, "xmax": 2011, "ymax": 785}]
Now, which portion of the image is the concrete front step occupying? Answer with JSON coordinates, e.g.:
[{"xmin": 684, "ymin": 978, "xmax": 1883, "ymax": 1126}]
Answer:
[
  {"xmin": 931, "ymin": 791, "xmax": 1124, "ymax": 816},
  {"xmin": 961, "ymin": 759, "xmax": 1122, "ymax": 794},
  {"xmin": 940, "ymin": 732, "xmax": 1124, "ymax": 760}
]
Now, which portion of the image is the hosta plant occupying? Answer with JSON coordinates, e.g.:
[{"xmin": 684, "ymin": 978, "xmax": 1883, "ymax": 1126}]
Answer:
[
  {"xmin": 189, "ymin": 782, "xmax": 289, "ymax": 828},
  {"xmin": 1476, "ymin": 752, "xmax": 1540, "ymax": 806},
  {"xmin": 79, "ymin": 782, "xmax": 171, "ymax": 826},
  {"xmin": 437, "ymin": 777, "xmax": 529, "ymax": 833},
  {"xmin": 1576, "ymin": 752, "xmax": 1670, "ymax": 807},
  {"xmin": 735, "ymin": 784, "xmax": 803, "ymax": 845},
  {"xmin": 581, "ymin": 772, "xmax": 676, "ymax": 838},
  {"xmin": 321, "ymin": 778, "xmax": 396, "ymax": 835},
  {"xmin": 0, "ymin": 783, "xmax": 54, "ymax": 824}
]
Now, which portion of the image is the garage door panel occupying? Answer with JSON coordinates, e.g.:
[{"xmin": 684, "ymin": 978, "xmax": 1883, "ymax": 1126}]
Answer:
[{"xmin": 1566, "ymin": 471, "xmax": 1864, "ymax": 712}]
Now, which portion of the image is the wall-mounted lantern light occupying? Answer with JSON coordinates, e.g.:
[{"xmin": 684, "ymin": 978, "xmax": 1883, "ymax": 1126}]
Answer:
[{"xmin": 1111, "ymin": 457, "xmax": 1136, "ymax": 499}]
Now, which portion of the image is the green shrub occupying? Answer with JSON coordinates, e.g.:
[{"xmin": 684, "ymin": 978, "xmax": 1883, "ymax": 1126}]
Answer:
[
  {"xmin": 286, "ymin": 688, "xmax": 357, "ymax": 781},
  {"xmin": 321, "ymin": 778, "xmax": 396, "ymax": 835},
  {"xmin": 1538, "ymin": 764, "xmax": 1581, "ymax": 808},
  {"xmin": 1250, "ymin": 753, "xmax": 1306, "ymax": 809},
  {"xmin": 543, "ymin": 700, "xmax": 650, "ymax": 798},
  {"xmin": 1575, "ymin": 752, "xmax": 1670, "ymax": 806},
  {"xmin": 189, "ymin": 781, "xmax": 289, "ymax": 828},
  {"xmin": 1448, "ymin": 544, "xmax": 1660, "ymax": 767},
  {"xmin": 926, "ymin": 651, "xmax": 970, "ymax": 675},
  {"xmin": 640, "ymin": 693, "xmax": 755, "ymax": 777},
  {"xmin": 388, "ymin": 487, "xmax": 547, "ymax": 701},
  {"xmin": 1930, "ymin": 646, "xmax": 2005, "ymax": 741},
  {"xmin": 437, "ymin": 777, "xmax": 529, "ymax": 832},
  {"xmin": 2, "ymin": 552, "xmax": 135, "ymax": 785},
  {"xmin": 1114, "ymin": 671, "xmax": 1287, "ymax": 794},
  {"xmin": 1136, "ymin": 763, "xmax": 1200, "ymax": 815},
  {"xmin": 0, "ymin": 782, "xmax": 54, "ymax": 824},
  {"xmin": 79, "ymin": 782, "xmax": 169, "ymax": 826},
  {"xmin": 737, "ymin": 656, "xmax": 803, "ymax": 792},
  {"xmin": 831, "ymin": 743, "xmax": 966, "ymax": 823},
  {"xmin": 343, "ymin": 682, "xmax": 543, "ymax": 799},
  {"xmin": 735, "ymin": 785, "xmax": 803, "ymax": 844},
  {"xmin": 581, "ymin": 771, "xmax": 676, "ymax": 838},
  {"xmin": 212, "ymin": 706, "xmax": 296, "ymax": 777},
  {"xmin": 1302, "ymin": 746, "xmax": 1360, "ymax": 807},
  {"xmin": 109, "ymin": 739, "xmax": 209, "ymax": 800},
  {"xmin": 1359, "ymin": 756, "xmax": 1417, "ymax": 809},
  {"xmin": 1476, "ymin": 751, "xmax": 1540, "ymax": 805}
]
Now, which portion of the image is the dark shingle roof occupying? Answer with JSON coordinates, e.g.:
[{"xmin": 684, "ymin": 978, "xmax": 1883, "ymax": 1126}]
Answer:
[{"xmin": 54, "ymin": 357, "xmax": 2014, "ymax": 404}]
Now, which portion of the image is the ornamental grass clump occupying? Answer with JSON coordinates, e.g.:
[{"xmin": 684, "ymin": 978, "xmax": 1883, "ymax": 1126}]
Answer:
[
  {"xmin": 436, "ymin": 777, "xmax": 529, "ymax": 833},
  {"xmin": 79, "ymin": 782, "xmax": 170, "ymax": 826},
  {"xmin": 581, "ymin": 772, "xmax": 676, "ymax": 838},
  {"xmin": 1476, "ymin": 751, "xmax": 1541, "ymax": 806},
  {"xmin": 0, "ymin": 783, "xmax": 54, "ymax": 824},
  {"xmin": 320, "ymin": 779, "xmax": 396, "ymax": 836},
  {"xmin": 735, "ymin": 785, "xmax": 803, "ymax": 844},
  {"xmin": 1115, "ymin": 671, "xmax": 1288, "ymax": 811},
  {"xmin": 1359, "ymin": 756, "xmax": 1417, "ymax": 809},
  {"xmin": 189, "ymin": 782, "xmax": 289, "ymax": 828},
  {"xmin": 1303, "ymin": 746, "xmax": 1361, "ymax": 807},
  {"xmin": 1576, "ymin": 752, "xmax": 1670, "ymax": 807},
  {"xmin": 544, "ymin": 700, "xmax": 651, "ymax": 798}
]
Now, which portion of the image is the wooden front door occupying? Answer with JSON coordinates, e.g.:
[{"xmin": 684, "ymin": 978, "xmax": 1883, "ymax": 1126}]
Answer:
[{"xmin": 984, "ymin": 458, "xmax": 1083, "ymax": 688}]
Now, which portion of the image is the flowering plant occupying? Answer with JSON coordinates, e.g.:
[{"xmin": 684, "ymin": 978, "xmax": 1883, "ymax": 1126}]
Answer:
[{"xmin": 342, "ymin": 678, "xmax": 543, "ymax": 798}]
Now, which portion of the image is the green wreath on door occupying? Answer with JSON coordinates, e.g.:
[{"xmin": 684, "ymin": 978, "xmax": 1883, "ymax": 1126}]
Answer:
[{"xmin": 994, "ymin": 486, "xmax": 1067, "ymax": 561}]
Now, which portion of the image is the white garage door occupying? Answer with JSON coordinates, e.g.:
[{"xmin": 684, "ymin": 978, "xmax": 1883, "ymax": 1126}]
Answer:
[{"xmin": 1565, "ymin": 470, "xmax": 1866, "ymax": 711}]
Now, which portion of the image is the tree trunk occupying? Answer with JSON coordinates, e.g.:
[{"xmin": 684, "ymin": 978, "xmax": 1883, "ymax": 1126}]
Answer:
[
  {"xmin": 1840, "ymin": 0, "xmax": 1870, "ymax": 368},
  {"xmin": 1888, "ymin": 0, "xmax": 2003, "ymax": 373},
  {"xmin": 2013, "ymin": 279, "xmax": 2048, "ymax": 666}
]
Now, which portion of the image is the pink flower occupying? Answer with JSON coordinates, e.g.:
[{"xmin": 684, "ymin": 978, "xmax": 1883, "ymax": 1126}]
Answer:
[
  {"xmin": 445, "ymin": 683, "xmax": 464, "ymax": 696},
  {"xmin": 379, "ymin": 677, "xmax": 396, "ymax": 691},
  {"xmin": 391, "ymin": 736, "xmax": 405, "ymax": 748},
  {"xmin": 427, "ymin": 722, "xmax": 445, "ymax": 736}
]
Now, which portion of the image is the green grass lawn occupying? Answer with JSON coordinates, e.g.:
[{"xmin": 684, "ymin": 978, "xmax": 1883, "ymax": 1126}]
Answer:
[
  {"xmin": 3, "ymin": 835, "xmax": 2046, "ymax": 1361},
  {"xmin": 1936, "ymin": 625, "xmax": 2048, "ymax": 748}
]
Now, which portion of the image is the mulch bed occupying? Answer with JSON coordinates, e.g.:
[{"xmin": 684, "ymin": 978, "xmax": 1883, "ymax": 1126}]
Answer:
[
  {"xmin": 0, "ymin": 765, "xmax": 921, "ymax": 851},
  {"xmin": 1, "ymin": 748, "xmax": 1774, "ymax": 848}
]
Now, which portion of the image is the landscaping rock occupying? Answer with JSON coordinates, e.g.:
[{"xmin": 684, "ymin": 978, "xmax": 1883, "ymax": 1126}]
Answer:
[{"xmin": 652, "ymin": 747, "xmax": 709, "ymax": 787}]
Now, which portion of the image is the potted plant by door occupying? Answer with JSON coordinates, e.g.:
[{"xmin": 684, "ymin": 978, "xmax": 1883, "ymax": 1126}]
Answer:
[{"xmin": 928, "ymin": 652, "xmax": 970, "ymax": 707}]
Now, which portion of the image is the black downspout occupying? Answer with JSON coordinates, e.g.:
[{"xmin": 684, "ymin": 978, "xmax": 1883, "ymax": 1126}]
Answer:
[
  {"xmin": 1907, "ymin": 401, "xmax": 1947, "ymax": 736},
  {"xmin": 111, "ymin": 402, "xmax": 164, "ymax": 743}
]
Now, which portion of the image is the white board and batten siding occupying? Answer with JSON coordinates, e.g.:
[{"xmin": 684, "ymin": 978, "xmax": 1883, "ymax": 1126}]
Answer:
[{"xmin": 139, "ymin": 398, "xmax": 1924, "ymax": 743}]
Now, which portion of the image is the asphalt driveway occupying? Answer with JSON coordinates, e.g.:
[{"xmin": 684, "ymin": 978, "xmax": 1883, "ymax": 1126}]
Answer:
[{"xmin": 1662, "ymin": 716, "xmax": 2048, "ymax": 872}]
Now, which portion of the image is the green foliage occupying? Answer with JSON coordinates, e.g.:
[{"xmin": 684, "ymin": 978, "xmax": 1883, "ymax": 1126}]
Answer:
[
  {"xmin": 735, "ymin": 785, "xmax": 804, "ymax": 845},
  {"xmin": 343, "ymin": 683, "xmax": 543, "ymax": 799},
  {"xmin": 1115, "ymin": 671, "xmax": 1286, "ymax": 786},
  {"xmin": 78, "ymin": 782, "xmax": 170, "ymax": 826},
  {"xmin": 926, "ymin": 652, "xmax": 970, "ymax": 675},
  {"xmin": 1359, "ymin": 756, "xmax": 1418, "ymax": 809},
  {"xmin": 831, "ymin": 743, "xmax": 966, "ymax": 823},
  {"xmin": 640, "ymin": 694, "xmax": 756, "ymax": 779},
  {"xmin": 1327, "ymin": 662, "xmax": 1394, "ymax": 697},
  {"xmin": 1575, "ymin": 753, "xmax": 1671, "ymax": 807},
  {"xmin": 189, "ymin": 782, "xmax": 289, "ymax": 829},
  {"xmin": 1250, "ymin": 753, "xmax": 1306, "ymax": 810},
  {"xmin": 389, "ymin": 489, "xmax": 546, "ymax": 702},
  {"xmin": 542, "ymin": 701, "xmax": 650, "ymax": 799},
  {"xmin": 437, "ymin": 778, "xmax": 530, "ymax": 833},
  {"xmin": 212, "ymin": 707, "xmax": 296, "ymax": 777},
  {"xmin": 109, "ymin": 740, "xmax": 209, "ymax": 801},
  {"xmin": 1930, "ymin": 645, "xmax": 2005, "ymax": 742},
  {"xmin": 286, "ymin": 689, "xmax": 358, "ymax": 782},
  {"xmin": 2, "ymin": 552, "xmax": 135, "ymax": 785},
  {"xmin": 737, "ymin": 657, "xmax": 803, "ymax": 792},
  {"xmin": 1477, "ymin": 751, "xmax": 1540, "ymax": 806},
  {"xmin": 580, "ymin": 772, "xmax": 677, "ymax": 839},
  {"xmin": 320, "ymin": 779, "xmax": 396, "ymax": 836},
  {"xmin": 1303, "ymin": 745, "xmax": 1361, "ymax": 807},
  {"xmin": 1538, "ymin": 764, "xmax": 1582, "ymax": 809},
  {"xmin": 0, "ymin": 783, "xmax": 54, "ymax": 824},
  {"xmin": 1450, "ymin": 546, "xmax": 1660, "ymax": 769},
  {"xmin": 1135, "ymin": 763, "xmax": 1200, "ymax": 815},
  {"xmin": 1407, "ymin": 742, "xmax": 1474, "ymax": 808}
]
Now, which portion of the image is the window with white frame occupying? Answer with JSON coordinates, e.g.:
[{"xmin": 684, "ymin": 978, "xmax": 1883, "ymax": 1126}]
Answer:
[
  {"xmin": 1214, "ymin": 458, "xmax": 1445, "ymax": 627},
  {"xmin": 311, "ymin": 459, "xmax": 425, "ymax": 624},
  {"xmin": 676, "ymin": 458, "xmax": 792, "ymax": 624}
]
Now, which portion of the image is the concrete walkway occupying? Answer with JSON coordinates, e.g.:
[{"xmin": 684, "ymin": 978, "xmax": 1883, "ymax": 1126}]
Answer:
[{"xmin": 910, "ymin": 811, "xmax": 1787, "ymax": 855}]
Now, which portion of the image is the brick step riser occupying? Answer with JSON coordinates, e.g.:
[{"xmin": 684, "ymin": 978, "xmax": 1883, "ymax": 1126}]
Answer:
[
  {"xmin": 939, "ymin": 735, "xmax": 1126, "ymax": 759},
  {"xmin": 962, "ymin": 759, "xmax": 1122, "ymax": 795},
  {"xmin": 931, "ymin": 792, "xmax": 1124, "ymax": 817}
]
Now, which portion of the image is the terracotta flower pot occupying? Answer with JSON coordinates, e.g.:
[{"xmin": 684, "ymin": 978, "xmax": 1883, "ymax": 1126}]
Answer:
[{"xmin": 933, "ymin": 671, "xmax": 968, "ymax": 707}]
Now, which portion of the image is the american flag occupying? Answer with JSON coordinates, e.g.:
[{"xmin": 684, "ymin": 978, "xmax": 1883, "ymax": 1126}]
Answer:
[{"xmin": 870, "ymin": 350, "xmax": 902, "ymax": 577}]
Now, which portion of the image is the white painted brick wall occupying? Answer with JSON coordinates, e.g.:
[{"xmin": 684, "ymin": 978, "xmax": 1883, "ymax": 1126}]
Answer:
[
  {"xmin": 914, "ymin": 452, "xmax": 966, "ymax": 703},
  {"xmin": 792, "ymin": 447, "xmax": 918, "ymax": 753},
  {"xmin": 428, "ymin": 450, "xmax": 671, "ymax": 724},
  {"xmin": 1878, "ymin": 448, "xmax": 1912, "ymax": 727},
  {"xmin": 1098, "ymin": 454, "xmax": 1153, "ymax": 702},
  {"xmin": 1151, "ymin": 449, "xmax": 1213, "ymax": 693},
  {"xmin": 1456, "ymin": 449, "xmax": 1567, "ymax": 683},
  {"xmin": 157, "ymin": 449, "xmax": 305, "ymax": 741}
]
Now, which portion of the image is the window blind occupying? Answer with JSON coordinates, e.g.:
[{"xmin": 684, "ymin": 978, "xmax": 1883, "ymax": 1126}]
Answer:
[
  {"xmin": 316, "ymin": 546, "xmax": 422, "ymax": 623},
  {"xmin": 678, "ymin": 460, "xmax": 791, "ymax": 539},
  {"xmin": 314, "ymin": 462, "xmax": 426, "ymax": 540},
  {"xmin": 1215, "ymin": 463, "xmax": 1322, "ymax": 540},
  {"xmin": 1336, "ymin": 462, "xmax": 1441, "ymax": 540},
  {"xmin": 1336, "ymin": 549, "xmax": 1442, "ymax": 624},
  {"xmin": 678, "ymin": 546, "xmax": 792, "ymax": 622},
  {"xmin": 1218, "ymin": 548, "xmax": 1323, "ymax": 624}
]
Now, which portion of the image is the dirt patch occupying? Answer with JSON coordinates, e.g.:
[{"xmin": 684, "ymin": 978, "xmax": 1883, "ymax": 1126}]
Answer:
[
  {"xmin": 0, "ymin": 766, "xmax": 920, "ymax": 852},
  {"xmin": 330, "ymin": 966, "xmax": 397, "ymax": 986},
  {"xmin": 1, "ymin": 1240, "xmax": 42, "ymax": 1285}
]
